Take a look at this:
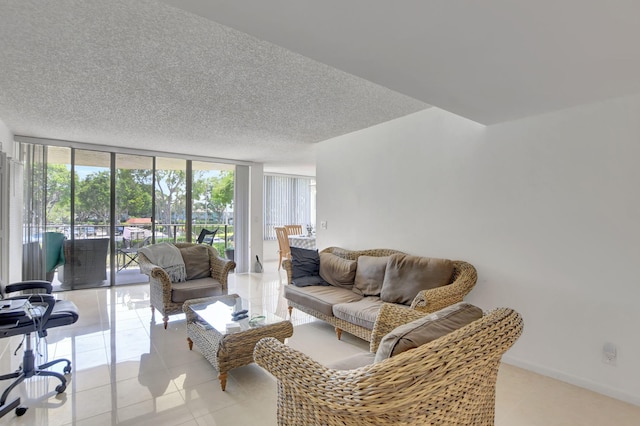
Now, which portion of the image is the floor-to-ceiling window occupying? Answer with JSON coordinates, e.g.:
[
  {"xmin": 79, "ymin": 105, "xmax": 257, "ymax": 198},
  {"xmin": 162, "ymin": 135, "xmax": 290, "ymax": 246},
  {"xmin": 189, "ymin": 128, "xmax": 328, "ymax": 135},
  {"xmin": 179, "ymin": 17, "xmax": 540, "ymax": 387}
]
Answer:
[
  {"xmin": 154, "ymin": 157, "xmax": 187, "ymax": 244},
  {"xmin": 60, "ymin": 149, "xmax": 112, "ymax": 289},
  {"xmin": 19, "ymin": 141, "xmax": 236, "ymax": 291},
  {"xmin": 114, "ymin": 153, "xmax": 153, "ymax": 285},
  {"xmin": 192, "ymin": 161, "xmax": 235, "ymax": 260}
]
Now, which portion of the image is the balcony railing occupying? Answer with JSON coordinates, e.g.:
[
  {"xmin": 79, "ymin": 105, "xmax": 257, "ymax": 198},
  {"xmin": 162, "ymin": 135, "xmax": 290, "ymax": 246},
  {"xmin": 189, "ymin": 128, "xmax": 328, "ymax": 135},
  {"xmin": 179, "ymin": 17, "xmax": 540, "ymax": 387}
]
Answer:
[{"xmin": 31, "ymin": 223, "xmax": 234, "ymax": 272}]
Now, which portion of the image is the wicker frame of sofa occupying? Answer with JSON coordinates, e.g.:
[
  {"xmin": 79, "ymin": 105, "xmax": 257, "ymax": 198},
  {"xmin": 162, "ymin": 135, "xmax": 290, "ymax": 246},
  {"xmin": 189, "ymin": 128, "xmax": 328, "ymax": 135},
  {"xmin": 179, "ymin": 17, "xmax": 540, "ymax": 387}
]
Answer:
[
  {"xmin": 254, "ymin": 302, "xmax": 523, "ymax": 425},
  {"xmin": 138, "ymin": 243, "xmax": 236, "ymax": 328},
  {"xmin": 282, "ymin": 246, "xmax": 477, "ymax": 341}
]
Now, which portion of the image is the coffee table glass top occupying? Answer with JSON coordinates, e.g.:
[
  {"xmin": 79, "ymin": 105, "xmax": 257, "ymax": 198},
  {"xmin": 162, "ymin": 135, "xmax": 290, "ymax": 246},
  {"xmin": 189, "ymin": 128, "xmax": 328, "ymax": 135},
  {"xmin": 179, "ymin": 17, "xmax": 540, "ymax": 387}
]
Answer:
[{"xmin": 190, "ymin": 297, "xmax": 285, "ymax": 334}]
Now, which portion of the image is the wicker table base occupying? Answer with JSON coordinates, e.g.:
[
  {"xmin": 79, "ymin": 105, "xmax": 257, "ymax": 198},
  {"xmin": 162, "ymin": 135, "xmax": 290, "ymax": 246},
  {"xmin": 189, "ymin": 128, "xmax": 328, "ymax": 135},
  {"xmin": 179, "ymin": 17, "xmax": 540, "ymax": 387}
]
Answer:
[{"xmin": 184, "ymin": 295, "xmax": 293, "ymax": 391}]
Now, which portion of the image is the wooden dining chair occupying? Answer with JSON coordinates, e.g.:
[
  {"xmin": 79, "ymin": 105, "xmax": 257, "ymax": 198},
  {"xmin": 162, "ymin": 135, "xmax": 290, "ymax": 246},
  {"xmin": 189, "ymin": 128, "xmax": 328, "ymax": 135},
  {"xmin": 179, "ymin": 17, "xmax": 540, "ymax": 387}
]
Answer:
[
  {"xmin": 274, "ymin": 227, "xmax": 291, "ymax": 270},
  {"xmin": 284, "ymin": 225, "xmax": 303, "ymax": 235}
]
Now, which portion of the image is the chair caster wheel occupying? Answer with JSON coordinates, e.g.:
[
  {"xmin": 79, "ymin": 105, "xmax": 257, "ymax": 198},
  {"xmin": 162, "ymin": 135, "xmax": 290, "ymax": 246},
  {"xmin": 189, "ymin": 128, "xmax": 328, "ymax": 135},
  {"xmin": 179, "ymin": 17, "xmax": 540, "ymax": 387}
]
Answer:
[
  {"xmin": 63, "ymin": 366, "xmax": 72, "ymax": 374},
  {"xmin": 55, "ymin": 384, "xmax": 66, "ymax": 393},
  {"xmin": 15, "ymin": 406, "xmax": 27, "ymax": 416}
]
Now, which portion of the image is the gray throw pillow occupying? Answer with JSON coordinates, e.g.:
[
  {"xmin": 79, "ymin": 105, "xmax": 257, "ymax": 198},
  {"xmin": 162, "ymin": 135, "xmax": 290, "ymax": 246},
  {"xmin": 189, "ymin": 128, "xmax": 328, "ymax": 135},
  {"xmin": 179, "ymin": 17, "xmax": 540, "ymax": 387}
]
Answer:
[
  {"xmin": 380, "ymin": 254, "xmax": 454, "ymax": 305},
  {"xmin": 353, "ymin": 255, "xmax": 389, "ymax": 296},
  {"xmin": 374, "ymin": 302, "xmax": 483, "ymax": 363},
  {"xmin": 319, "ymin": 252, "xmax": 357, "ymax": 289},
  {"xmin": 179, "ymin": 245, "xmax": 211, "ymax": 280}
]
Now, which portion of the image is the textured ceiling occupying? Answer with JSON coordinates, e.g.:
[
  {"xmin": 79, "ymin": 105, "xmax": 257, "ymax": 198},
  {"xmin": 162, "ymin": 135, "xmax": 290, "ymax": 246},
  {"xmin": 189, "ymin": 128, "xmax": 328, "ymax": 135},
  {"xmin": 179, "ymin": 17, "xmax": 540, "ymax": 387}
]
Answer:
[
  {"xmin": 166, "ymin": 0, "xmax": 640, "ymax": 125},
  {"xmin": 0, "ymin": 0, "xmax": 428, "ymax": 175},
  {"xmin": 3, "ymin": 1, "xmax": 640, "ymax": 176}
]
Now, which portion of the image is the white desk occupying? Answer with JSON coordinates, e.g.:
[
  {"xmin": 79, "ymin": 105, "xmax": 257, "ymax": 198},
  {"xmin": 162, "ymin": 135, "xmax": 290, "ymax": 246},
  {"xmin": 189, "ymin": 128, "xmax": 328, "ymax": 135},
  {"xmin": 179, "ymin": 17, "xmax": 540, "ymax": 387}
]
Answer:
[{"xmin": 288, "ymin": 235, "xmax": 316, "ymax": 250}]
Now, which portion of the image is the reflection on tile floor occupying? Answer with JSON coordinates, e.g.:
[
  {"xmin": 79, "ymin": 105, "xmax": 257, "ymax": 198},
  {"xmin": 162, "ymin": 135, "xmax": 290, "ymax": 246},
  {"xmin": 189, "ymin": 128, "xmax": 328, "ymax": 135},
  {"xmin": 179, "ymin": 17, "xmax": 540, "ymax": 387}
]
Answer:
[{"xmin": 1, "ymin": 261, "xmax": 639, "ymax": 425}]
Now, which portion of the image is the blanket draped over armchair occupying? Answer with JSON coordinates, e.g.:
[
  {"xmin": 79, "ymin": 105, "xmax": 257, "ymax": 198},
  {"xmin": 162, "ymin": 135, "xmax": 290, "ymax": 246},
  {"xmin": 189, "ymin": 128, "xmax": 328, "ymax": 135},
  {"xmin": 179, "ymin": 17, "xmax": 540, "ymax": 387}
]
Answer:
[{"xmin": 139, "ymin": 243, "xmax": 186, "ymax": 283}]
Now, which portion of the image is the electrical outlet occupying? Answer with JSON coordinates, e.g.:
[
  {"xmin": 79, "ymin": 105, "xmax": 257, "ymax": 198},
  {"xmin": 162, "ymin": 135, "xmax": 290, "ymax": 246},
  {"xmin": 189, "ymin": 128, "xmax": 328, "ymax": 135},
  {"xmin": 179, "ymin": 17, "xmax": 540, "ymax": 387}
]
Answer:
[
  {"xmin": 602, "ymin": 342, "xmax": 617, "ymax": 366},
  {"xmin": 320, "ymin": 221, "xmax": 327, "ymax": 230}
]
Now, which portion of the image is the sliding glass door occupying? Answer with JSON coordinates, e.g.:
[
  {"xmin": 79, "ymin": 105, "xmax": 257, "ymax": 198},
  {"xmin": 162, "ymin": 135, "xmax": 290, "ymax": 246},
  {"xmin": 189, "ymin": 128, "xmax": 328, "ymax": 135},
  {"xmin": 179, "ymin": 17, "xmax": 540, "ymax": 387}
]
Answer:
[
  {"xmin": 192, "ymin": 161, "xmax": 235, "ymax": 260},
  {"xmin": 114, "ymin": 154, "xmax": 153, "ymax": 285},
  {"xmin": 63, "ymin": 149, "xmax": 111, "ymax": 289},
  {"xmin": 154, "ymin": 157, "xmax": 187, "ymax": 244},
  {"xmin": 20, "ymin": 142, "xmax": 237, "ymax": 291}
]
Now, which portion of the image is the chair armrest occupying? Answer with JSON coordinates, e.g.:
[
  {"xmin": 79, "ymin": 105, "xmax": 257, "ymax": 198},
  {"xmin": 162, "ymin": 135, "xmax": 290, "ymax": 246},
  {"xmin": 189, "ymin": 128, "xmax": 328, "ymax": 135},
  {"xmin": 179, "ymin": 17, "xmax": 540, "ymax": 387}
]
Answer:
[
  {"xmin": 254, "ymin": 337, "xmax": 437, "ymax": 416},
  {"xmin": 138, "ymin": 253, "xmax": 172, "ymax": 283},
  {"xmin": 254, "ymin": 337, "xmax": 378, "ymax": 414},
  {"xmin": 26, "ymin": 294, "xmax": 56, "ymax": 328},
  {"xmin": 2, "ymin": 294, "xmax": 56, "ymax": 334},
  {"xmin": 410, "ymin": 260, "xmax": 477, "ymax": 313},
  {"xmin": 5, "ymin": 280, "xmax": 53, "ymax": 295},
  {"xmin": 208, "ymin": 253, "xmax": 235, "ymax": 288},
  {"xmin": 282, "ymin": 259, "xmax": 293, "ymax": 284},
  {"xmin": 369, "ymin": 303, "xmax": 428, "ymax": 353},
  {"xmin": 137, "ymin": 253, "xmax": 159, "ymax": 276},
  {"xmin": 138, "ymin": 253, "xmax": 174, "ymax": 306}
]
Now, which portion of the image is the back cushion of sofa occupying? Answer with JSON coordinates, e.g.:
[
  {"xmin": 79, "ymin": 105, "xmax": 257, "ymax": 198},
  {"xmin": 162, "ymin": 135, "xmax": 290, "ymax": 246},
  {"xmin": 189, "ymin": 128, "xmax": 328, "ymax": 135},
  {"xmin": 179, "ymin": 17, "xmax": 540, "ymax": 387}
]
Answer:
[
  {"xmin": 380, "ymin": 254, "xmax": 454, "ymax": 305},
  {"xmin": 353, "ymin": 255, "xmax": 389, "ymax": 296},
  {"xmin": 179, "ymin": 245, "xmax": 211, "ymax": 280},
  {"xmin": 319, "ymin": 252, "xmax": 357, "ymax": 289},
  {"xmin": 374, "ymin": 302, "xmax": 483, "ymax": 362}
]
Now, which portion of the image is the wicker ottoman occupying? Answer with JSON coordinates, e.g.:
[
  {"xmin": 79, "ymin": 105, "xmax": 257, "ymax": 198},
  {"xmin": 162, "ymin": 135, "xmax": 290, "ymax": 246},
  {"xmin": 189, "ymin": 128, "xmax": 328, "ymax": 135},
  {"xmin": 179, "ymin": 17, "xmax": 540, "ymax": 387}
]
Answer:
[{"xmin": 183, "ymin": 294, "xmax": 293, "ymax": 391}]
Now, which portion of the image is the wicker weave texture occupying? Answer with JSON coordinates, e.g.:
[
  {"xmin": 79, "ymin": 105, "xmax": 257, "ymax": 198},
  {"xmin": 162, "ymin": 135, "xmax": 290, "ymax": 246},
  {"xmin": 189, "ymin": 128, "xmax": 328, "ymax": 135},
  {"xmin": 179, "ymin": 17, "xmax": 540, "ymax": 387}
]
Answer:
[
  {"xmin": 139, "ymin": 243, "xmax": 236, "ymax": 325},
  {"xmin": 255, "ymin": 304, "xmax": 523, "ymax": 426},
  {"xmin": 183, "ymin": 296, "xmax": 293, "ymax": 385},
  {"xmin": 283, "ymin": 246, "xmax": 477, "ymax": 341}
]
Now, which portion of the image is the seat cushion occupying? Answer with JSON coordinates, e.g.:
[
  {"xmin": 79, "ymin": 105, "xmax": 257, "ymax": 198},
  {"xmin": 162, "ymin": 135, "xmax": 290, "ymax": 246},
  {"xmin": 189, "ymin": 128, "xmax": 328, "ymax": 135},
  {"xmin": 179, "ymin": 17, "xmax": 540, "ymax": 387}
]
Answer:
[
  {"xmin": 353, "ymin": 255, "xmax": 389, "ymax": 296},
  {"xmin": 179, "ymin": 245, "xmax": 211, "ymax": 280},
  {"xmin": 171, "ymin": 278, "xmax": 223, "ymax": 303},
  {"xmin": 284, "ymin": 285, "xmax": 363, "ymax": 317},
  {"xmin": 333, "ymin": 297, "xmax": 390, "ymax": 331},
  {"xmin": 380, "ymin": 254, "xmax": 454, "ymax": 305},
  {"xmin": 374, "ymin": 302, "xmax": 483, "ymax": 363},
  {"xmin": 319, "ymin": 253, "xmax": 357, "ymax": 289},
  {"xmin": 47, "ymin": 299, "xmax": 80, "ymax": 329},
  {"xmin": 290, "ymin": 247, "xmax": 321, "ymax": 279},
  {"xmin": 326, "ymin": 352, "xmax": 376, "ymax": 370}
]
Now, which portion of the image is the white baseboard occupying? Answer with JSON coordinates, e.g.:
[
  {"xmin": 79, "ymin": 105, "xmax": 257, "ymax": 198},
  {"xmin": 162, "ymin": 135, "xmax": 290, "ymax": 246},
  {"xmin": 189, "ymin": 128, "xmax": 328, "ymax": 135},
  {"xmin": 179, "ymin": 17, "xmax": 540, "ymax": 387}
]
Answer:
[{"xmin": 502, "ymin": 354, "xmax": 640, "ymax": 407}]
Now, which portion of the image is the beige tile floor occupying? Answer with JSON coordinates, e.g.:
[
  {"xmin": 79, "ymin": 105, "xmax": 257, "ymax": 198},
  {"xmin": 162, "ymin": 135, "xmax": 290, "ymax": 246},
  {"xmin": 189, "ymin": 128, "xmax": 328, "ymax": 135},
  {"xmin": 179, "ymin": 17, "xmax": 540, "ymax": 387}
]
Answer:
[{"xmin": 1, "ymin": 261, "xmax": 639, "ymax": 425}]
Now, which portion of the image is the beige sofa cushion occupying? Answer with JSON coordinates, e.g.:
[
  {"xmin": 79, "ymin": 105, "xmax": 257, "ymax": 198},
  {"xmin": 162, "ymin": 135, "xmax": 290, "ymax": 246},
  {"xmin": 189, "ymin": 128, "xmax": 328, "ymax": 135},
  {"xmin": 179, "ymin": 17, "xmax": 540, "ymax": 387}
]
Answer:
[
  {"xmin": 353, "ymin": 255, "xmax": 389, "ymax": 296},
  {"xmin": 380, "ymin": 254, "xmax": 454, "ymax": 305},
  {"xmin": 326, "ymin": 352, "xmax": 376, "ymax": 370},
  {"xmin": 374, "ymin": 302, "xmax": 483, "ymax": 362},
  {"xmin": 319, "ymin": 252, "xmax": 357, "ymax": 289},
  {"xmin": 284, "ymin": 284, "xmax": 363, "ymax": 317},
  {"xmin": 179, "ymin": 245, "xmax": 211, "ymax": 280},
  {"xmin": 332, "ymin": 297, "xmax": 387, "ymax": 331},
  {"xmin": 171, "ymin": 277, "xmax": 223, "ymax": 303}
]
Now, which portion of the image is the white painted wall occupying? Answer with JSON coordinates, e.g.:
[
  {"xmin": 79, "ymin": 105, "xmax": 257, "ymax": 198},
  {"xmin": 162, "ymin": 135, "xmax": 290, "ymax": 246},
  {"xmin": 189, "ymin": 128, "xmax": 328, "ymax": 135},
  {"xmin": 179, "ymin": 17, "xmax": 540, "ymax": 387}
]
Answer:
[
  {"xmin": 316, "ymin": 94, "xmax": 640, "ymax": 405},
  {"xmin": 250, "ymin": 162, "xmax": 264, "ymax": 271},
  {"xmin": 0, "ymin": 117, "xmax": 22, "ymax": 284},
  {"xmin": 0, "ymin": 117, "xmax": 12, "ymax": 154}
]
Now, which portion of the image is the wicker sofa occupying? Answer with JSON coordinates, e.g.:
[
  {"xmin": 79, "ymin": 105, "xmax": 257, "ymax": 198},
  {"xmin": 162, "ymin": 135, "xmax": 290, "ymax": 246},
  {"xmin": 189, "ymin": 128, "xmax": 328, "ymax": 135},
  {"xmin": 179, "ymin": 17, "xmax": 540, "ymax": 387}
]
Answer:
[
  {"xmin": 255, "ymin": 302, "xmax": 524, "ymax": 425},
  {"xmin": 282, "ymin": 246, "xmax": 477, "ymax": 342},
  {"xmin": 138, "ymin": 243, "xmax": 236, "ymax": 329}
]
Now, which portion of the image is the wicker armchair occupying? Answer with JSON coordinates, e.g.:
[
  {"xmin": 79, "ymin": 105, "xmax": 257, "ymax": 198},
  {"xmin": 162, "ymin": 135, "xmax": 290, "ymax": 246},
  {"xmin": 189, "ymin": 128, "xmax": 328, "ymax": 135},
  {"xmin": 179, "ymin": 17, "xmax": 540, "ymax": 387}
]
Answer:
[
  {"xmin": 282, "ymin": 246, "xmax": 478, "ymax": 341},
  {"xmin": 255, "ymin": 303, "xmax": 523, "ymax": 426},
  {"xmin": 138, "ymin": 243, "xmax": 235, "ymax": 329}
]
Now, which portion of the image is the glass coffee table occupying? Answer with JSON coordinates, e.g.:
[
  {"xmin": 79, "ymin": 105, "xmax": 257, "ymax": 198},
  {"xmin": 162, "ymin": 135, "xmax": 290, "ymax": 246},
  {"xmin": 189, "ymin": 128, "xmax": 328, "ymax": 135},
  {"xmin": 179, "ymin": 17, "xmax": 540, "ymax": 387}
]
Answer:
[{"xmin": 183, "ymin": 294, "xmax": 293, "ymax": 391}]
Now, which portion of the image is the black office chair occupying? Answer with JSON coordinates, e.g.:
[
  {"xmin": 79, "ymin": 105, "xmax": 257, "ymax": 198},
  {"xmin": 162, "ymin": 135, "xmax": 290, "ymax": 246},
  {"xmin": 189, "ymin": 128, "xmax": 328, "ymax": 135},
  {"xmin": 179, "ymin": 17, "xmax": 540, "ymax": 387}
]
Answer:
[
  {"xmin": 196, "ymin": 228, "xmax": 218, "ymax": 245},
  {"xmin": 0, "ymin": 280, "xmax": 79, "ymax": 418}
]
